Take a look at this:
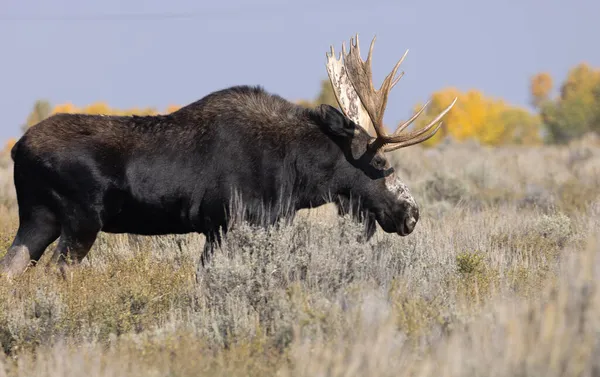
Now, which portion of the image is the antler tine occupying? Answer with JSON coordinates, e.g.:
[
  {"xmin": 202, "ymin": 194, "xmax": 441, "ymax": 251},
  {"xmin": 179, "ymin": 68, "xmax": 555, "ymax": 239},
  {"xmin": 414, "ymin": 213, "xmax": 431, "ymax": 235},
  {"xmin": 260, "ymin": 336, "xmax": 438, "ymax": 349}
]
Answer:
[
  {"xmin": 341, "ymin": 35, "xmax": 383, "ymax": 138},
  {"xmin": 324, "ymin": 34, "xmax": 456, "ymax": 145},
  {"xmin": 383, "ymin": 122, "xmax": 445, "ymax": 152},
  {"xmin": 340, "ymin": 35, "xmax": 411, "ymax": 142},
  {"xmin": 391, "ymin": 100, "xmax": 431, "ymax": 137},
  {"xmin": 390, "ymin": 49, "xmax": 409, "ymax": 90},
  {"xmin": 372, "ymin": 51, "xmax": 408, "ymax": 132},
  {"xmin": 364, "ymin": 34, "xmax": 376, "ymax": 70},
  {"xmin": 391, "ymin": 70, "xmax": 405, "ymax": 89},
  {"xmin": 382, "ymin": 97, "xmax": 458, "ymax": 151},
  {"xmin": 325, "ymin": 36, "xmax": 374, "ymax": 134}
]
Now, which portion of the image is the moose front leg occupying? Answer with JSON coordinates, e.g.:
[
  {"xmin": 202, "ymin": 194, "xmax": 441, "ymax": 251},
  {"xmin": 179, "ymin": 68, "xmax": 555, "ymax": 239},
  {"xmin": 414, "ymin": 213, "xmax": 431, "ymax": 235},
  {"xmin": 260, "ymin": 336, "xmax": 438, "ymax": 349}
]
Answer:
[{"xmin": 195, "ymin": 228, "xmax": 226, "ymax": 284}]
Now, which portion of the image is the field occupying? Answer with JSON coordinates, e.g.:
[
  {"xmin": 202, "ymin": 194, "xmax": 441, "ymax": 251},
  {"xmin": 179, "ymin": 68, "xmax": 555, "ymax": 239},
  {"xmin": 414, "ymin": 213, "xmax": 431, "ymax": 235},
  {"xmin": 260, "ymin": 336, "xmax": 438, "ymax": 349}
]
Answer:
[{"xmin": 0, "ymin": 134, "xmax": 599, "ymax": 376}]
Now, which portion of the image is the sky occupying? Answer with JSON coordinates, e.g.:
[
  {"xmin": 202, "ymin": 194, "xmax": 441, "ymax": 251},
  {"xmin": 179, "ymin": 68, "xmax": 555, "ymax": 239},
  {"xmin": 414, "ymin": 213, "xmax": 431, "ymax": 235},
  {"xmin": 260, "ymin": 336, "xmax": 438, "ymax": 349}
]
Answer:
[{"xmin": 1, "ymin": 0, "xmax": 599, "ymax": 142}]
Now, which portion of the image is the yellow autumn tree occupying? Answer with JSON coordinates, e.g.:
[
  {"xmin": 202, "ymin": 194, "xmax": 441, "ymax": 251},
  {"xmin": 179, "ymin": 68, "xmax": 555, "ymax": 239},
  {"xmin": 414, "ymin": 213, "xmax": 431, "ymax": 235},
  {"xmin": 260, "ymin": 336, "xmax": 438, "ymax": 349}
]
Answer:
[
  {"xmin": 530, "ymin": 72, "xmax": 553, "ymax": 106},
  {"xmin": 50, "ymin": 102, "xmax": 174, "ymax": 117},
  {"xmin": 51, "ymin": 102, "xmax": 78, "ymax": 114},
  {"xmin": 560, "ymin": 63, "xmax": 600, "ymax": 100},
  {"xmin": 532, "ymin": 63, "xmax": 600, "ymax": 143},
  {"xmin": 2, "ymin": 137, "xmax": 17, "ymax": 157},
  {"xmin": 409, "ymin": 88, "xmax": 541, "ymax": 147},
  {"xmin": 166, "ymin": 105, "xmax": 182, "ymax": 113},
  {"xmin": 21, "ymin": 100, "xmax": 52, "ymax": 133}
]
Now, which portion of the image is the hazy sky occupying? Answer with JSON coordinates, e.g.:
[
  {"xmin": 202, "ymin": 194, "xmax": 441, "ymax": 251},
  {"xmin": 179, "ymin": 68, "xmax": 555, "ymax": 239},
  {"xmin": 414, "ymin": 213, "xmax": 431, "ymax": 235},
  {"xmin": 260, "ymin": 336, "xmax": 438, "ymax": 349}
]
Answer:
[{"xmin": 1, "ymin": 0, "xmax": 599, "ymax": 141}]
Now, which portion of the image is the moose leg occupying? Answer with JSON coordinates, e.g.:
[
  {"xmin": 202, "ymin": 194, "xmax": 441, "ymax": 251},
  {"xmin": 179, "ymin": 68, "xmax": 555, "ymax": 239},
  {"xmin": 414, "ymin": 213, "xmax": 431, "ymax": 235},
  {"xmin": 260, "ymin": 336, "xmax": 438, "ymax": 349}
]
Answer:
[
  {"xmin": 47, "ymin": 208, "xmax": 101, "ymax": 279},
  {"xmin": 195, "ymin": 229, "xmax": 226, "ymax": 284},
  {"xmin": 49, "ymin": 226, "xmax": 99, "ymax": 279},
  {"xmin": 199, "ymin": 230, "xmax": 223, "ymax": 268},
  {"xmin": 0, "ymin": 206, "xmax": 61, "ymax": 279}
]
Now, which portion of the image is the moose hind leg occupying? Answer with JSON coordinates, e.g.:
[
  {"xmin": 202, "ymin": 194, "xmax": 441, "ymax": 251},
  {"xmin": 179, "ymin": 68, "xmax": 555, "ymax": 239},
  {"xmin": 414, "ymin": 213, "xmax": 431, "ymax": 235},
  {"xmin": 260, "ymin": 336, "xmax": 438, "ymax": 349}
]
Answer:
[
  {"xmin": 48, "ymin": 203, "xmax": 102, "ymax": 275},
  {"xmin": 49, "ymin": 224, "xmax": 100, "ymax": 279},
  {"xmin": 0, "ymin": 206, "xmax": 61, "ymax": 279}
]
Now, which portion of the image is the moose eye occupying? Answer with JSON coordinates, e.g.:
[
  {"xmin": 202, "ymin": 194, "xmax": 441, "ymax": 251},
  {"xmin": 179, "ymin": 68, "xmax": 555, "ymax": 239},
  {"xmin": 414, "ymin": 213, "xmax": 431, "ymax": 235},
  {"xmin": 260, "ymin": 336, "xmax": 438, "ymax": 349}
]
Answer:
[{"xmin": 372, "ymin": 155, "xmax": 387, "ymax": 170}]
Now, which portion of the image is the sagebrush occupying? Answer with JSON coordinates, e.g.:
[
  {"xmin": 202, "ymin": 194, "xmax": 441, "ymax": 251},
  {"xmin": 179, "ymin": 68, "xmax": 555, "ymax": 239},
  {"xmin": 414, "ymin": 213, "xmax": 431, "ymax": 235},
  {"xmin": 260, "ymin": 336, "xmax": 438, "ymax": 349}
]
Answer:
[{"xmin": 0, "ymin": 135, "xmax": 599, "ymax": 376}]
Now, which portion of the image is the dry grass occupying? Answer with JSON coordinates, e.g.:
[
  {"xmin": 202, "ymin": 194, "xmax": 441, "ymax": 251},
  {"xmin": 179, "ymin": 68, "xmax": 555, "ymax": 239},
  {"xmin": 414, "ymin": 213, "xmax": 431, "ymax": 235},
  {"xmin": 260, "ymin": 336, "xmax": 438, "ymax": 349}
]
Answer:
[{"xmin": 0, "ymin": 134, "xmax": 599, "ymax": 376}]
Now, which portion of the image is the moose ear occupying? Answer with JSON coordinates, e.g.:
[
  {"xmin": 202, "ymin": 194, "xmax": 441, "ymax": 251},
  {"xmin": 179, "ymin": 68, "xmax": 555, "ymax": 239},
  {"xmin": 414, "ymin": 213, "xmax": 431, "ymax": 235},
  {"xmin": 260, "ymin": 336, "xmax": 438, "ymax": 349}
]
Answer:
[{"xmin": 314, "ymin": 104, "xmax": 355, "ymax": 138}]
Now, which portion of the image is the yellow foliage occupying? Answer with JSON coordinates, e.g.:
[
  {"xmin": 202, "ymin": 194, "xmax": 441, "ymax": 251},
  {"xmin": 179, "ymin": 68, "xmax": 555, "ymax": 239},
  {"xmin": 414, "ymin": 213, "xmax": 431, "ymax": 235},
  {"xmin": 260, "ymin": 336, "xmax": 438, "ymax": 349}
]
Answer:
[
  {"xmin": 530, "ymin": 73, "xmax": 553, "ymax": 105},
  {"xmin": 2, "ymin": 138, "xmax": 17, "ymax": 156},
  {"xmin": 532, "ymin": 63, "xmax": 600, "ymax": 143},
  {"xmin": 81, "ymin": 102, "xmax": 112, "ymax": 115},
  {"xmin": 166, "ymin": 105, "xmax": 181, "ymax": 113},
  {"xmin": 560, "ymin": 62, "xmax": 600, "ymax": 101},
  {"xmin": 52, "ymin": 103, "xmax": 78, "ymax": 114},
  {"xmin": 51, "ymin": 102, "xmax": 177, "ymax": 116},
  {"xmin": 411, "ymin": 88, "xmax": 542, "ymax": 147}
]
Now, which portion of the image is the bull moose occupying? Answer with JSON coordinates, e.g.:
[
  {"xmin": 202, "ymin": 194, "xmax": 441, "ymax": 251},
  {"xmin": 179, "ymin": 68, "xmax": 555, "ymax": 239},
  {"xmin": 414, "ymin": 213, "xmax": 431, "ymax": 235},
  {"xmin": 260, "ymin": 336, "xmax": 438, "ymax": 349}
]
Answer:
[{"xmin": 0, "ymin": 34, "xmax": 456, "ymax": 279}]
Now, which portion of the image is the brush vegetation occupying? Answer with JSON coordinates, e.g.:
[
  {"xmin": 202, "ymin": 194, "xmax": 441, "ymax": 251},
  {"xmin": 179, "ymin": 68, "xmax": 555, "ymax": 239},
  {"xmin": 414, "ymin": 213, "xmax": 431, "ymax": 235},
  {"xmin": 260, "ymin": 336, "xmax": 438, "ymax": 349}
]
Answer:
[{"xmin": 0, "ymin": 135, "xmax": 599, "ymax": 376}]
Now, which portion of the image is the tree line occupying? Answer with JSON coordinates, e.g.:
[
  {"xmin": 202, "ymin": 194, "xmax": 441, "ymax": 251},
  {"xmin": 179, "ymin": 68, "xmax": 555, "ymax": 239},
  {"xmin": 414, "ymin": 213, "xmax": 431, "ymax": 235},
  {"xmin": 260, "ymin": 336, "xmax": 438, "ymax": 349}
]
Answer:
[{"xmin": 7, "ymin": 61, "xmax": 600, "ymax": 154}]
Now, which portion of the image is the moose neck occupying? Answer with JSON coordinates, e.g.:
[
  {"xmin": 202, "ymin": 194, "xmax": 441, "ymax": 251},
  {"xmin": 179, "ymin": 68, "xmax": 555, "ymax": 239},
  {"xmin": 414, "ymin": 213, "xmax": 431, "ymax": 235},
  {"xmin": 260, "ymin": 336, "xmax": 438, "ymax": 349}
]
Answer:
[{"xmin": 289, "ymin": 126, "xmax": 351, "ymax": 211}]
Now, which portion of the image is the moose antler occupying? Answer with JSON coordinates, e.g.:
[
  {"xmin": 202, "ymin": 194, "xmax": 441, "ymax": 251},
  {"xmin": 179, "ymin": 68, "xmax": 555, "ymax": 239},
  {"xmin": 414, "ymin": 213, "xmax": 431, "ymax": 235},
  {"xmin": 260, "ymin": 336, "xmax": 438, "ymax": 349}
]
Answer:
[
  {"xmin": 325, "ymin": 41, "xmax": 374, "ymax": 135},
  {"xmin": 325, "ymin": 34, "xmax": 457, "ymax": 152}
]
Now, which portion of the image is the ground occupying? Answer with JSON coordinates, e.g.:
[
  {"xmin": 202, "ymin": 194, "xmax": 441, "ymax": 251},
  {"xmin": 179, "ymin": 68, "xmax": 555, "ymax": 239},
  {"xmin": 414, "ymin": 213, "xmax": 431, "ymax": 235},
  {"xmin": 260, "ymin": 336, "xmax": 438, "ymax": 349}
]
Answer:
[{"xmin": 0, "ymin": 135, "xmax": 598, "ymax": 376}]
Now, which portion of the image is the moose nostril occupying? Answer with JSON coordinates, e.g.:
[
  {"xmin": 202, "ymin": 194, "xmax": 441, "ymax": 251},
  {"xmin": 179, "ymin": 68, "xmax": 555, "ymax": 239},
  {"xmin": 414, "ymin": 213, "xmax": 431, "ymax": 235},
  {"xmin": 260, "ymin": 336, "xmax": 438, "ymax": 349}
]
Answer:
[{"xmin": 404, "ymin": 216, "xmax": 417, "ymax": 232}]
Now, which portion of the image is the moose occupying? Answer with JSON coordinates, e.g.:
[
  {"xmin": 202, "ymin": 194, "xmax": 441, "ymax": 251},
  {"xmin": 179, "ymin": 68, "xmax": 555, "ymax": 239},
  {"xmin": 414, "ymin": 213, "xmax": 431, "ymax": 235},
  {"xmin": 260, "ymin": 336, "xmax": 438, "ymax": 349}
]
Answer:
[{"xmin": 0, "ymin": 34, "xmax": 456, "ymax": 279}]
